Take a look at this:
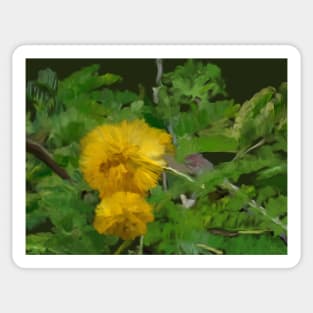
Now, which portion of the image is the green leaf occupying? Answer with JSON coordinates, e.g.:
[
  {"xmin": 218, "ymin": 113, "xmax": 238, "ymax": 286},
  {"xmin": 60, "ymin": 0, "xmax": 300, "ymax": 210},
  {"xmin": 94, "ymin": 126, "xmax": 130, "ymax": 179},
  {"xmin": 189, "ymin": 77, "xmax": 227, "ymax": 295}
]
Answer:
[
  {"xmin": 53, "ymin": 142, "xmax": 80, "ymax": 168},
  {"xmin": 27, "ymin": 233, "xmax": 54, "ymax": 254},
  {"xmin": 257, "ymin": 164, "xmax": 287, "ymax": 181},
  {"xmin": 27, "ymin": 210, "xmax": 49, "ymax": 231},
  {"xmin": 265, "ymin": 195, "xmax": 287, "ymax": 219},
  {"xmin": 130, "ymin": 100, "xmax": 144, "ymax": 112},
  {"xmin": 99, "ymin": 73, "xmax": 122, "ymax": 86},
  {"xmin": 26, "ymin": 112, "xmax": 35, "ymax": 135},
  {"xmin": 37, "ymin": 68, "xmax": 58, "ymax": 94},
  {"xmin": 206, "ymin": 233, "xmax": 286, "ymax": 255},
  {"xmin": 48, "ymin": 107, "xmax": 98, "ymax": 147},
  {"xmin": 173, "ymin": 100, "xmax": 238, "ymax": 137},
  {"xmin": 233, "ymin": 87, "xmax": 277, "ymax": 147},
  {"xmin": 176, "ymin": 135, "xmax": 237, "ymax": 161},
  {"xmin": 163, "ymin": 60, "xmax": 226, "ymax": 100},
  {"xmin": 57, "ymin": 65, "xmax": 122, "ymax": 104},
  {"xmin": 256, "ymin": 186, "xmax": 277, "ymax": 204}
]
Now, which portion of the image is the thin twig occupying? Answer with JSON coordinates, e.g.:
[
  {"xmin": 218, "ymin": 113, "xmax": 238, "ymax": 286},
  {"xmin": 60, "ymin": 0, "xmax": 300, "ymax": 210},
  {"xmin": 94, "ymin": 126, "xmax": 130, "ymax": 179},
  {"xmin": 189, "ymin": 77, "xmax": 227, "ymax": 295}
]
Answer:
[
  {"xmin": 114, "ymin": 240, "xmax": 132, "ymax": 255},
  {"xmin": 138, "ymin": 235, "xmax": 144, "ymax": 255},
  {"xmin": 233, "ymin": 138, "xmax": 266, "ymax": 160},
  {"xmin": 208, "ymin": 228, "xmax": 271, "ymax": 237},
  {"xmin": 153, "ymin": 59, "xmax": 169, "ymax": 191},
  {"xmin": 164, "ymin": 166, "xmax": 195, "ymax": 182},
  {"xmin": 162, "ymin": 172, "xmax": 168, "ymax": 191},
  {"xmin": 153, "ymin": 59, "xmax": 163, "ymax": 104},
  {"xmin": 222, "ymin": 180, "xmax": 287, "ymax": 232},
  {"xmin": 155, "ymin": 59, "xmax": 163, "ymax": 86},
  {"xmin": 244, "ymin": 138, "xmax": 266, "ymax": 154},
  {"xmin": 196, "ymin": 243, "xmax": 224, "ymax": 255},
  {"xmin": 249, "ymin": 199, "xmax": 287, "ymax": 231},
  {"xmin": 26, "ymin": 138, "xmax": 71, "ymax": 180},
  {"xmin": 165, "ymin": 166, "xmax": 287, "ymax": 233},
  {"xmin": 238, "ymin": 229, "xmax": 272, "ymax": 235}
]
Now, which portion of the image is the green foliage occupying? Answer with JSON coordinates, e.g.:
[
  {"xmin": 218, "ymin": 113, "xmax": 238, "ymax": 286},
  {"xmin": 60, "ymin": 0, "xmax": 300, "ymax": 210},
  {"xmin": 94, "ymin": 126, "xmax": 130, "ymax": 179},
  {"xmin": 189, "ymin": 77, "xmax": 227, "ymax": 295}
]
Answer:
[
  {"xmin": 27, "ymin": 173, "xmax": 118, "ymax": 254},
  {"xmin": 176, "ymin": 134, "xmax": 237, "ymax": 161},
  {"xmin": 26, "ymin": 60, "xmax": 287, "ymax": 255},
  {"xmin": 27, "ymin": 68, "xmax": 58, "ymax": 114},
  {"xmin": 162, "ymin": 60, "xmax": 227, "ymax": 100},
  {"xmin": 206, "ymin": 233, "xmax": 286, "ymax": 255}
]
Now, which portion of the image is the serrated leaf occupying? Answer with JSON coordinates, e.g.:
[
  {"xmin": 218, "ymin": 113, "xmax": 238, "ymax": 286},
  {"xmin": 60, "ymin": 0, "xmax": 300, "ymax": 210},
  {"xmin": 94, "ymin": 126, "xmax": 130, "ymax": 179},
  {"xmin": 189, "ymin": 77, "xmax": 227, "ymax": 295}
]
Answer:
[
  {"xmin": 206, "ymin": 233, "xmax": 286, "ymax": 255},
  {"xmin": 57, "ymin": 65, "xmax": 122, "ymax": 103},
  {"xmin": 265, "ymin": 195, "xmax": 287, "ymax": 219}
]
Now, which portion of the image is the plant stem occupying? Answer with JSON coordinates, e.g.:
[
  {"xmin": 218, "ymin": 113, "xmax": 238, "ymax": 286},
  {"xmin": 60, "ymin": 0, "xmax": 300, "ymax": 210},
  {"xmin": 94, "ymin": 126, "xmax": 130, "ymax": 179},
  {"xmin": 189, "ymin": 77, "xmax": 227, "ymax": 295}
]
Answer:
[
  {"xmin": 208, "ymin": 228, "xmax": 271, "ymax": 237},
  {"xmin": 249, "ymin": 199, "xmax": 287, "ymax": 232},
  {"xmin": 138, "ymin": 236, "xmax": 144, "ymax": 255},
  {"xmin": 114, "ymin": 240, "xmax": 132, "ymax": 255},
  {"xmin": 165, "ymin": 166, "xmax": 287, "ymax": 233},
  {"xmin": 196, "ymin": 243, "xmax": 223, "ymax": 255},
  {"xmin": 237, "ymin": 229, "xmax": 271, "ymax": 235},
  {"xmin": 162, "ymin": 172, "xmax": 168, "ymax": 191},
  {"xmin": 27, "ymin": 138, "xmax": 71, "ymax": 180},
  {"xmin": 164, "ymin": 166, "xmax": 195, "ymax": 182},
  {"xmin": 233, "ymin": 138, "xmax": 266, "ymax": 160},
  {"xmin": 153, "ymin": 58, "xmax": 169, "ymax": 191},
  {"xmin": 223, "ymin": 180, "xmax": 287, "ymax": 232},
  {"xmin": 155, "ymin": 59, "xmax": 163, "ymax": 86},
  {"xmin": 153, "ymin": 59, "xmax": 163, "ymax": 104}
]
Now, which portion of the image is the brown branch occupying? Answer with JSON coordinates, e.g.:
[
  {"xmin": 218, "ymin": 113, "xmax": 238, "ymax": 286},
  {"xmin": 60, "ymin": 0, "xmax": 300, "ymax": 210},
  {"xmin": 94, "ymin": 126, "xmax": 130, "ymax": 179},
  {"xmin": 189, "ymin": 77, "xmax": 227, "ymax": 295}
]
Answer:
[
  {"xmin": 208, "ymin": 229, "xmax": 239, "ymax": 237},
  {"xmin": 208, "ymin": 228, "xmax": 272, "ymax": 237},
  {"xmin": 26, "ymin": 138, "xmax": 71, "ymax": 180}
]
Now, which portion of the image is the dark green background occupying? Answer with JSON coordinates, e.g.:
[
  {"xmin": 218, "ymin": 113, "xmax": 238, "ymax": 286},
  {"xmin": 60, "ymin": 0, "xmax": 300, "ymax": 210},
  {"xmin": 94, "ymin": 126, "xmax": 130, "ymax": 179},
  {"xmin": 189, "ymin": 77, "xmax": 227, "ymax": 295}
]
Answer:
[{"xmin": 26, "ymin": 59, "xmax": 287, "ymax": 103}]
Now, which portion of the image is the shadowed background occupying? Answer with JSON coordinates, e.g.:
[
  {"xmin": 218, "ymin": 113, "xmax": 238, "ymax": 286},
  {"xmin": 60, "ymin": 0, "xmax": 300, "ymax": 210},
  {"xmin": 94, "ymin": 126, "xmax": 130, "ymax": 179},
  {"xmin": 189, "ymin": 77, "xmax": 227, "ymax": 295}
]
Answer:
[{"xmin": 26, "ymin": 59, "xmax": 287, "ymax": 103}]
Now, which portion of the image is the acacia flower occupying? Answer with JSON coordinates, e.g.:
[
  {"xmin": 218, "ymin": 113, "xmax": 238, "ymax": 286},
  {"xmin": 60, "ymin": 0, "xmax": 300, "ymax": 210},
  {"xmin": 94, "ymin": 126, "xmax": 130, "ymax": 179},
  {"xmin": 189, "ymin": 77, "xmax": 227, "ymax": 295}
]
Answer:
[
  {"xmin": 93, "ymin": 192, "xmax": 154, "ymax": 240},
  {"xmin": 80, "ymin": 119, "xmax": 173, "ymax": 197}
]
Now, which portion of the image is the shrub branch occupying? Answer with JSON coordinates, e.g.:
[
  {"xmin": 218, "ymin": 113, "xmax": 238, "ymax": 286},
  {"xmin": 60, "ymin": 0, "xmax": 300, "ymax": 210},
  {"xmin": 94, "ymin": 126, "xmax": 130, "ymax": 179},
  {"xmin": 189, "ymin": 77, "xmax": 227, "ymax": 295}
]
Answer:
[{"xmin": 26, "ymin": 138, "xmax": 71, "ymax": 180}]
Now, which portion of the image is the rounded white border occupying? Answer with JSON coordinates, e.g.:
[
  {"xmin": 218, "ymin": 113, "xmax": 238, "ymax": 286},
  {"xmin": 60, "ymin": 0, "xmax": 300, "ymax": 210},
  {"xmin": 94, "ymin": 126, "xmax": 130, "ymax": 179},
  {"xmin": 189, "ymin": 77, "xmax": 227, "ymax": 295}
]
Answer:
[{"xmin": 12, "ymin": 45, "xmax": 301, "ymax": 268}]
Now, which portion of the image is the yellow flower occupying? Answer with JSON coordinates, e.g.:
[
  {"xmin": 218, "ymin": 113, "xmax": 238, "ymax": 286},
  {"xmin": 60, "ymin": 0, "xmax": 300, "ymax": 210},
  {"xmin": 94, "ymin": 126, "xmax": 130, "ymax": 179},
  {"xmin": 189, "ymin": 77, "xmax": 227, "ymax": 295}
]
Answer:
[
  {"xmin": 93, "ymin": 192, "xmax": 154, "ymax": 240},
  {"xmin": 80, "ymin": 119, "xmax": 173, "ymax": 197}
]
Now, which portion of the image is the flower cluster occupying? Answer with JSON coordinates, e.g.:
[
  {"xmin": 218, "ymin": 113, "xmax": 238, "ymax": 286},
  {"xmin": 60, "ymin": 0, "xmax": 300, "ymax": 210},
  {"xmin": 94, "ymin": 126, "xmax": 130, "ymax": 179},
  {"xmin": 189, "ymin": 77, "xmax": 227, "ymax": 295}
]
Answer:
[{"xmin": 80, "ymin": 119, "xmax": 173, "ymax": 240}]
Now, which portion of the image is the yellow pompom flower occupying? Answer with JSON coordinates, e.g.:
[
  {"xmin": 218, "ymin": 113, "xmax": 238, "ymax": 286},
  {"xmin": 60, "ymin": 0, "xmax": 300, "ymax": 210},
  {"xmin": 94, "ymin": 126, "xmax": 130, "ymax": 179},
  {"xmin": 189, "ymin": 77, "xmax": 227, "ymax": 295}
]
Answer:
[
  {"xmin": 93, "ymin": 192, "xmax": 154, "ymax": 240},
  {"xmin": 80, "ymin": 119, "xmax": 173, "ymax": 197}
]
